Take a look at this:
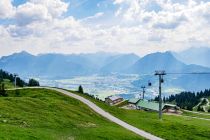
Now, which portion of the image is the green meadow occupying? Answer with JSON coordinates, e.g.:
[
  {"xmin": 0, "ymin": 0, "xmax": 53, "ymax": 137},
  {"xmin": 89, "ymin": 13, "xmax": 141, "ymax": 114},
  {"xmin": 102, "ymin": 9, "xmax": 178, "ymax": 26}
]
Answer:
[{"xmin": 0, "ymin": 89, "xmax": 142, "ymax": 140}]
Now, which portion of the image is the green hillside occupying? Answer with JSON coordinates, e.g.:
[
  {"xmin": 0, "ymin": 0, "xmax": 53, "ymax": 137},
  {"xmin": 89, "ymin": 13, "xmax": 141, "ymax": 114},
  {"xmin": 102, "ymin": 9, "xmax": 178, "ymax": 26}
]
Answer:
[
  {"xmin": 0, "ymin": 89, "xmax": 142, "ymax": 140},
  {"xmin": 69, "ymin": 90, "xmax": 210, "ymax": 140}
]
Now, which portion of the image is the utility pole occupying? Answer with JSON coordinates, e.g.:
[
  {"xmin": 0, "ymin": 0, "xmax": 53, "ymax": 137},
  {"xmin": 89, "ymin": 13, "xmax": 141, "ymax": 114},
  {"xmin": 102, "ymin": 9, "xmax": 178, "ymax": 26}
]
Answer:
[
  {"xmin": 141, "ymin": 86, "xmax": 146, "ymax": 100},
  {"xmin": 155, "ymin": 70, "xmax": 166, "ymax": 120},
  {"xmin": 14, "ymin": 73, "xmax": 18, "ymax": 89}
]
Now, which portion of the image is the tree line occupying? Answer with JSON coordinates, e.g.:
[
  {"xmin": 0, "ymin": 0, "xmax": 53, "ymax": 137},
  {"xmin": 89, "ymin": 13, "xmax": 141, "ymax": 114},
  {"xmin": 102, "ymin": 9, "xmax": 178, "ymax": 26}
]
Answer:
[
  {"xmin": 0, "ymin": 69, "xmax": 27, "ymax": 87},
  {"xmin": 0, "ymin": 69, "xmax": 40, "ymax": 96},
  {"xmin": 154, "ymin": 89, "xmax": 210, "ymax": 111}
]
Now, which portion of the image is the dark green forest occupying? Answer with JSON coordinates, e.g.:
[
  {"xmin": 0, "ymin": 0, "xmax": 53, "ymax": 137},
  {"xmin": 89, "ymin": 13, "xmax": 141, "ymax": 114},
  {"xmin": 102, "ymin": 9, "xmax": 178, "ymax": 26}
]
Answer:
[{"xmin": 154, "ymin": 89, "xmax": 210, "ymax": 110}]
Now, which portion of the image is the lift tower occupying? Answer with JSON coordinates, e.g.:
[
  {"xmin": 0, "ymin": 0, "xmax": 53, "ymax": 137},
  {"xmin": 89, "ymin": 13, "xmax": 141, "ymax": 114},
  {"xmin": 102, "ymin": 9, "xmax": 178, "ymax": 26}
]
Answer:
[
  {"xmin": 141, "ymin": 86, "xmax": 146, "ymax": 100},
  {"xmin": 155, "ymin": 70, "xmax": 166, "ymax": 120}
]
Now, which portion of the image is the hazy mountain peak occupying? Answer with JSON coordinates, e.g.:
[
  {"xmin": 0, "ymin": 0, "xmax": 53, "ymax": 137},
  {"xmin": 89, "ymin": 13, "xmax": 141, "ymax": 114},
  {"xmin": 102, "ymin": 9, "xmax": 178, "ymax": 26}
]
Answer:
[
  {"xmin": 173, "ymin": 47, "xmax": 210, "ymax": 68},
  {"xmin": 14, "ymin": 51, "xmax": 33, "ymax": 56}
]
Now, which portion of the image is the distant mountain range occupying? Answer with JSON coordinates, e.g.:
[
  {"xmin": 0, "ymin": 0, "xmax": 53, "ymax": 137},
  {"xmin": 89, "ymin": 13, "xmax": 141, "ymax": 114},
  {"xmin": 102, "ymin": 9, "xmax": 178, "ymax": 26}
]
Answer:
[
  {"xmin": 173, "ymin": 47, "xmax": 210, "ymax": 68},
  {"xmin": 1, "ymin": 49, "xmax": 210, "ymax": 92},
  {"xmin": 0, "ymin": 50, "xmax": 210, "ymax": 78},
  {"xmin": 0, "ymin": 51, "xmax": 140, "ymax": 78},
  {"xmin": 128, "ymin": 51, "xmax": 210, "ymax": 74}
]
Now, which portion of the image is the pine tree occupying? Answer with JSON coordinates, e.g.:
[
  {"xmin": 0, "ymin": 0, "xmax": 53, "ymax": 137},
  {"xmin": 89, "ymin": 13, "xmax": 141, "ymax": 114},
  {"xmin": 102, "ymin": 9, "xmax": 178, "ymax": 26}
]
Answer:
[{"xmin": 78, "ymin": 85, "xmax": 84, "ymax": 94}]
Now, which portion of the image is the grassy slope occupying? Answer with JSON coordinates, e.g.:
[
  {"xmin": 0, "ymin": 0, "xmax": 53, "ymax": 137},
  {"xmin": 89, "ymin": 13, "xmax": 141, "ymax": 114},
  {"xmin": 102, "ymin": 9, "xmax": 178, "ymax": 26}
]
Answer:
[
  {"xmin": 182, "ymin": 110, "xmax": 210, "ymax": 119},
  {"xmin": 1, "ymin": 79, "xmax": 14, "ymax": 89},
  {"xmin": 0, "ymin": 89, "xmax": 142, "ymax": 140},
  {"xmin": 69, "ymin": 91, "xmax": 210, "ymax": 140}
]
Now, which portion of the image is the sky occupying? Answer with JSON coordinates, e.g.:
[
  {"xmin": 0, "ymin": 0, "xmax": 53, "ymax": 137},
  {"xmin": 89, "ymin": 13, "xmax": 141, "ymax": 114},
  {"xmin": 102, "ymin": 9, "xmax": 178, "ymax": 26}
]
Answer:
[{"xmin": 0, "ymin": 0, "xmax": 210, "ymax": 56}]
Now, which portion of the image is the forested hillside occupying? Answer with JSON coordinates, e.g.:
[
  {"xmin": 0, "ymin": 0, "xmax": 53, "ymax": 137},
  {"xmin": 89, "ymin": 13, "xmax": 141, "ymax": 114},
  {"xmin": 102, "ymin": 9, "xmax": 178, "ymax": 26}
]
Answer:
[{"xmin": 163, "ymin": 89, "xmax": 210, "ymax": 111}]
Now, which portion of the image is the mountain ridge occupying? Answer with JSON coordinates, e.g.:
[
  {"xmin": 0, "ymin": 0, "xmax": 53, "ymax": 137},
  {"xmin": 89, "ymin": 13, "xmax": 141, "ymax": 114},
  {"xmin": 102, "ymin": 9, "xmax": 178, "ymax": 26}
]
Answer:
[{"xmin": 0, "ymin": 51, "xmax": 209, "ymax": 78}]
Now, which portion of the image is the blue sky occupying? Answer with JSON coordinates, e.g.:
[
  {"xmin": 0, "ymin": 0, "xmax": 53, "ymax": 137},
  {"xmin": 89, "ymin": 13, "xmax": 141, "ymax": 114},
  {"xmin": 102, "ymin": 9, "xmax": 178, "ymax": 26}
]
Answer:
[
  {"xmin": 64, "ymin": 0, "xmax": 116, "ymax": 19},
  {"xmin": 12, "ymin": 0, "xmax": 27, "ymax": 6},
  {"xmin": 0, "ymin": 0, "xmax": 210, "ymax": 56}
]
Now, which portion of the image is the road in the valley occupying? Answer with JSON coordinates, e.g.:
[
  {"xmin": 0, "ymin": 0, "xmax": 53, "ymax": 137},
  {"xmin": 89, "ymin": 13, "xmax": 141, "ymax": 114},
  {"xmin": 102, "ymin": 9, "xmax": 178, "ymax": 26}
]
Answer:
[{"xmin": 18, "ymin": 87, "xmax": 163, "ymax": 140}]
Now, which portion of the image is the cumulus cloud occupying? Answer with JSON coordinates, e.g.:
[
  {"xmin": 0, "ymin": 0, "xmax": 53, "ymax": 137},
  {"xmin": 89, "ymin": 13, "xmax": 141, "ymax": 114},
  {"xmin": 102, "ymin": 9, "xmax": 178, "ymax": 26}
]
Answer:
[
  {"xmin": 15, "ymin": 2, "xmax": 50, "ymax": 26},
  {"xmin": 28, "ymin": 0, "xmax": 69, "ymax": 18},
  {"xmin": 14, "ymin": 0, "xmax": 69, "ymax": 26},
  {"xmin": 0, "ymin": 0, "xmax": 15, "ymax": 19}
]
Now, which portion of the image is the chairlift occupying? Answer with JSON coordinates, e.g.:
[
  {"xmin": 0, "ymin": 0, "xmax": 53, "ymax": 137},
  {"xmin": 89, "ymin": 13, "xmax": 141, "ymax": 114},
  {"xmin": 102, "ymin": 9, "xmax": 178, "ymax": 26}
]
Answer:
[{"xmin": 148, "ymin": 81, "xmax": 152, "ymax": 86}]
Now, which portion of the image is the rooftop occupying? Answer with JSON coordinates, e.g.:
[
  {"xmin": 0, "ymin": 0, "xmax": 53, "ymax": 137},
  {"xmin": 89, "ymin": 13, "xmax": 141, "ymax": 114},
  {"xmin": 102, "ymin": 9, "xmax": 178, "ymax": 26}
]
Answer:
[
  {"xmin": 106, "ymin": 95, "xmax": 123, "ymax": 101},
  {"xmin": 136, "ymin": 101, "xmax": 179, "ymax": 111},
  {"xmin": 164, "ymin": 103, "xmax": 177, "ymax": 107},
  {"xmin": 128, "ymin": 98, "xmax": 140, "ymax": 104},
  {"xmin": 136, "ymin": 100, "xmax": 164, "ymax": 111}
]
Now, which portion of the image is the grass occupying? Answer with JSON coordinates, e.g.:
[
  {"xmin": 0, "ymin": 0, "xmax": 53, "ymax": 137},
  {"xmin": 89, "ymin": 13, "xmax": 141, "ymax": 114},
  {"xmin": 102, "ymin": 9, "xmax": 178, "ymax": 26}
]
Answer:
[
  {"xmin": 69, "ymin": 90, "xmax": 210, "ymax": 140},
  {"xmin": 181, "ymin": 110, "xmax": 210, "ymax": 119},
  {"xmin": 0, "ymin": 89, "xmax": 143, "ymax": 140}
]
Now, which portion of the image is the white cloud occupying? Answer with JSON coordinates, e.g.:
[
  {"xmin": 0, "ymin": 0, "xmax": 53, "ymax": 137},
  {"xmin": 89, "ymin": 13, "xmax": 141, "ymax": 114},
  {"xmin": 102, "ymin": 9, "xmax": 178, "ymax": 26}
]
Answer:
[
  {"xmin": 0, "ymin": 0, "xmax": 210, "ymax": 56},
  {"xmin": 81, "ymin": 12, "xmax": 104, "ymax": 22},
  {"xmin": 0, "ymin": 0, "xmax": 15, "ymax": 19},
  {"xmin": 14, "ymin": 0, "xmax": 69, "ymax": 26},
  {"xmin": 29, "ymin": 0, "xmax": 69, "ymax": 18},
  {"xmin": 15, "ymin": 2, "xmax": 50, "ymax": 26}
]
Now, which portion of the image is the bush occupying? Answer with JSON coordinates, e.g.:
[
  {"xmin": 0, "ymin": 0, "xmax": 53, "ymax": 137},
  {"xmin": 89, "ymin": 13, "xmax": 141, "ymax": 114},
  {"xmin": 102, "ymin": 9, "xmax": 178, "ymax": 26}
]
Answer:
[
  {"xmin": 208, "ymin": 108, "xmax": 210, "ymax": 113},
  {"xmin": 28, "ymin": 79, "xmax": 40, "ymax": 87}
]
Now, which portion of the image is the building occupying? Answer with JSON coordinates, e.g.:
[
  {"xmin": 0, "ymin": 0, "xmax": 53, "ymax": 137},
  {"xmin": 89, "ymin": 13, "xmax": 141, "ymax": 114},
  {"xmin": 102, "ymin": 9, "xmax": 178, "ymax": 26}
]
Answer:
[
  {"xmin": 163, "ymin": 104, "xmax": 180, "ymax": 113},
  {"xmin": 105, "ymin": 95, "xmax": 123, "ymax": 105},
  {"xmin": 136, "ymin": 100, "xmax": 163, "ymax": 111},
  {"xmin": 126, "ymin": 98, "xmax": 141, "ymax": 109},
  {"xmin": 136, "ymin": 100, "xmax": 180, "ymax": 113},
  {"xmin": 128, "ymin": 98, "xmax": 141, "ymax": 105}
]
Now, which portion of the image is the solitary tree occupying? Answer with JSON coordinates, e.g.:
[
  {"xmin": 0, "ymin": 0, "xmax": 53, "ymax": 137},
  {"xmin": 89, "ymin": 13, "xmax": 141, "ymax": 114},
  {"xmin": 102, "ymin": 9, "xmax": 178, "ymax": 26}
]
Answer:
[
  {"xmin": 78, "ymin": 85, "xmax": 84, "ymax": 94},
  {"xmin": 28, "ymin": 79, "xmax": 40, "ymax": 87}
]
